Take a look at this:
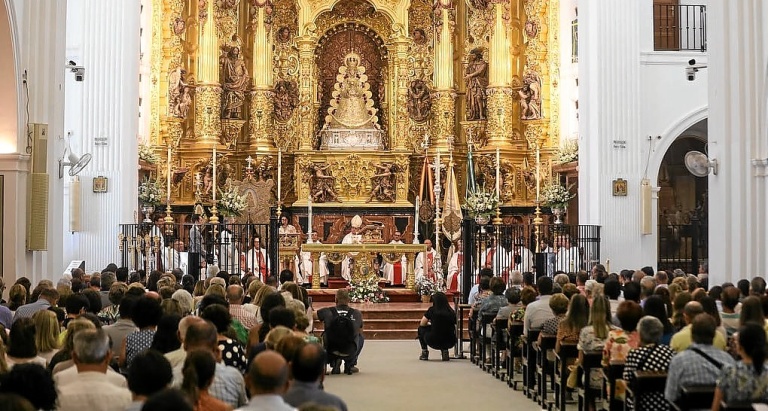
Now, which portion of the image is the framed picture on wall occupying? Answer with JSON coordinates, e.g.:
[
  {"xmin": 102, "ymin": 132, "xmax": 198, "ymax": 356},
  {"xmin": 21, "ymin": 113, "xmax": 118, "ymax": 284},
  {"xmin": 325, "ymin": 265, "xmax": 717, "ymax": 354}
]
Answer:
[
  {"xmin": 612, "ymin": 178, "xmax": 628, "ymax": 196},
  {"xmin": 93, "ymin": 176, "xmax": 108, "ymax": 193}
]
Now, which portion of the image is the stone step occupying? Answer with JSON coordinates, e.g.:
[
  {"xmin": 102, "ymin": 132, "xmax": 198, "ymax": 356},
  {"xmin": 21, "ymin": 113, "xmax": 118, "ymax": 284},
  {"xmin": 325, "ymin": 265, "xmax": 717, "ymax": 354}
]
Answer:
[{"xmin": 314, "ymin": 318, "xmax": 422, "ymax": 331}]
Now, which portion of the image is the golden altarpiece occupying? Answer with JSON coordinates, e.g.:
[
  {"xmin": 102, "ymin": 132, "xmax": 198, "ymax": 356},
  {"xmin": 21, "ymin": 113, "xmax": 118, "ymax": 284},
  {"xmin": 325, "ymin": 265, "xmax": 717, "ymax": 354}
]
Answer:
[{"xmin": 145, "ymin": 0, "xmax": 562, "ymax": 246}]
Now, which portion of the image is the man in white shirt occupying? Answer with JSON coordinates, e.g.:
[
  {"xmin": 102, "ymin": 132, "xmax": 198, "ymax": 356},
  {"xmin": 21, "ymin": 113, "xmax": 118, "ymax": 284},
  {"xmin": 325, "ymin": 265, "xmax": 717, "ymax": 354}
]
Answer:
[
  {"xmin": 481, "ymin": 237, "xmax": 511, "ymax": 275},
  {"xmin": 56, "ymin": 328, "xmax": 132, "ymax": 411},
  {"xmin": 414, "ymin": 239, "xmax": 439, "ymax": 281},
  {"xmin": 383, "ymin": 230, "xmax": 407, "ymax": 286},
  {"xmin": 244, "ymin": 234, "xmax": 270, "ymax": 281},
  {"xmin": 523, "ymin": 276, "xmax": 555, "ymax": 336},
  {"xmin": 446, "ymin": 239, "xmax": 463, "ymax": 291},
  {"xmin": 296, "ymin": 231, "xmax": 328, "ymax": 285},
  {"xmin": 554, "ymin": 234, "xmax": 581, "ymax": 272}
]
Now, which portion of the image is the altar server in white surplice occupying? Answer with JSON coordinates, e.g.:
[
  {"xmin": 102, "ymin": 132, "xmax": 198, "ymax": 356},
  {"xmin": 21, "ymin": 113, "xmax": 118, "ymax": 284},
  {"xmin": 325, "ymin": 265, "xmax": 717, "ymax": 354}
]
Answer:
[
  {"xmin": 146, "ymin": 215, "xmax": 166, "ymax": 273},
  {"xmin": 480, "ymin": 236, "xmax": 511, "ymax": 275},
  {"xmin": 295, "ymin": 231, "xmax": 328, "ymax": 284},
  {"xmin": 244, "ymin": 234, "xmax": 270, "ymax": 281},
  {"xmin": 446, "ymin": 239, "xmax": 464, "ymax": 292},
  {"xmin": 415, "ymin": 239, "xmax": 439, "ymax": 281},
  {"xmin": 218, "ymin": 224, "xmax": 240, "ymax": 275},
  {"xmin": 513, "ymin": 243, "xmax": 534, "ymax": 273},
  {"xmin": 555, "ymin": 234, "xmax": 581, "ymax": 273},
  {"xmin": 340, "ymin": 215, "xmax": 363, "ymax": 281},
  {"xmin": 383, "ymin": 230, "xmax": 407, "ymax": 285},
  {"xmin": 162, "ymin": 239, "xmax": 185, "ymax": 273}
]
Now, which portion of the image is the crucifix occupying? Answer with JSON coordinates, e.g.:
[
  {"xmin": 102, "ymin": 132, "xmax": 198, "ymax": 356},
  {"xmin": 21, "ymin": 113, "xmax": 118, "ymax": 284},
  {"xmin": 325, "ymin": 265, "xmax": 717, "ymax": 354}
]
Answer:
[{"xmin": 245, "ymin": 155, "xmax": 254, "ymax": 172}]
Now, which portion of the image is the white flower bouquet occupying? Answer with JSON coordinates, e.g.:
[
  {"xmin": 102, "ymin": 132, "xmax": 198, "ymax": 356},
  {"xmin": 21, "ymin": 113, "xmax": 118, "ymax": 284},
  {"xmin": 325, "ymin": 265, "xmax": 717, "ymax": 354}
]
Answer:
[
  {"xmin": 465, "ymin": 187, "xmax": 500, "ymax": 217},
  {"xmin": 348, "ymin": 276, "xmax": 389, "ymax": 303},
  {"xmin": 554, "ymin": 139, "xmax": 579, "ymax": 164},
  {"xmin": 542, "ymin": 183, "xmax": 575, "ymax": 209},
  {"xmin": 415, "ymin": 276, "xmax": 437, "ymax": 296},
  {"xmin": 217, "ymin": 184, "xmax": 248, "ymax": 217},
  {"xmin": 138, "ymin": 144, "xmax": 160, "ymax": 164},
  {"xmin": 138, "ymin": 176, "xmax": 164, "ymax": 206}
]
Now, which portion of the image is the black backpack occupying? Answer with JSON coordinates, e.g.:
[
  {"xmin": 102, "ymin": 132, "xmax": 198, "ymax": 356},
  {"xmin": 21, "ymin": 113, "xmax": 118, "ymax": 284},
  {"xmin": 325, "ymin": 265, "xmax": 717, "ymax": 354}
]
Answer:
[{"xmin": 325, "ymin": 307, "xmax": 357, "ymax": 353}]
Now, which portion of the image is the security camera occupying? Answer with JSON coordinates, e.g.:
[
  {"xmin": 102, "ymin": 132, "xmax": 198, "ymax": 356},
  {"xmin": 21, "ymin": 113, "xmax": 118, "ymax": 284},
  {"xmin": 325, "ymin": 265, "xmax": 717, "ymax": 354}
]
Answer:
[
  {"xmin": 685, "ymin": 59, "xmax": 707, "ymax": 82},
  {"xmin": 65, "ymin": 61, "xmax": 85, "ymax": 82}
]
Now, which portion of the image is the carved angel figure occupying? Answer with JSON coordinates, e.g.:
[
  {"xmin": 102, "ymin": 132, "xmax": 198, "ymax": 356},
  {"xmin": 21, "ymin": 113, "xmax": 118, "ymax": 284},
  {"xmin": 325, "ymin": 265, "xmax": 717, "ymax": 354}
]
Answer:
[
  {"xmin": 308, "ymin": 164, "xmax": 340, "ymax": 203},
  {"xmin": 518, "ymin": 72, "xmax": 542, "ymax": 120},
  {"xmin": 274, "ymin": 80, "xmax": 299, "ymax": 122},
  {"xmin": 168, "ymin": 67, "xmax": 190, "ymax": 118},
  {"xmin": 407, "ymin": 79, "xmax": 432, "ymax": 122},
  {"xmin": 366, "ymin": 162, "xmax": 396, "ymax": 203},
  {"xmin": 220, "ymin": 46, "xmax": 250, "ymax": 119}
]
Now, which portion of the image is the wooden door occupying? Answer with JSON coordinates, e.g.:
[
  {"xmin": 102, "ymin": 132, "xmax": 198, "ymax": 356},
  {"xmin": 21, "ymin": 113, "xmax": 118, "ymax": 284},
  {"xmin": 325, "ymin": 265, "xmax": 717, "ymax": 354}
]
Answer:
[{"xmin": 653, "ymin": 0, "xmax": 680, "ymax": 50}]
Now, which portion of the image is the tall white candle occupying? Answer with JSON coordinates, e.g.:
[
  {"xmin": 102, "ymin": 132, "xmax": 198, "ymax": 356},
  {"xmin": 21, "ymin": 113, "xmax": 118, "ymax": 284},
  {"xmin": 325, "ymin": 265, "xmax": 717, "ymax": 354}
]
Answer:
[
  {"xmin": 307, "ymin": 195, "xmax": 312, "ymax": 244},
  {"xmin": 277, "ymin": 150, "xmax": 282, "ymax": 201},
  {"xmin": 435, "ymin": 149, "xmax": 441, "ymax": 187},
  {"xmin": 167, "ymin": 146, "xmax": 172, "ymax": 204},
  {"xmin": 496, "ymin": 147, "xmax": 500, "ymax": 197},
  {"xmin": 535, "ymin": 148, "xmax": 541, "ymax": 202},
  {"xmin": 212, "ymin": 146, "xmax": 217, "ymax": 202}
]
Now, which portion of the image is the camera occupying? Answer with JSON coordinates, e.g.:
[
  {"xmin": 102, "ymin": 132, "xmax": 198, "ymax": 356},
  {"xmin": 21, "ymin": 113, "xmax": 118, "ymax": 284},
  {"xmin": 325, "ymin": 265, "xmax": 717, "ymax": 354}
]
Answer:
[
  {"xmin": 686, "ymin": 59, "xmax": 707, "ymax": 82},
  {"xmin": 66, "ymin": 60, "xmax": 85, "ymax": 82}
]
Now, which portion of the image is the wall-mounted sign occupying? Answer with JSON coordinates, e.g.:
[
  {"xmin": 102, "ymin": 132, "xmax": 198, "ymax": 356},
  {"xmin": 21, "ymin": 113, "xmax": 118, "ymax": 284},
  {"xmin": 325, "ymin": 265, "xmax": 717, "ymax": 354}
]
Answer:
[
  {"xmin": 94, "ymin": 136, "xmax": 108, "ymax": 146},
  {"xmin": 612, "ymin": 178, "xmax": 628, "ymax": 196},
  {"xmin": 612, "ymin": 140, "xmax": 627, "ymax": 149}
]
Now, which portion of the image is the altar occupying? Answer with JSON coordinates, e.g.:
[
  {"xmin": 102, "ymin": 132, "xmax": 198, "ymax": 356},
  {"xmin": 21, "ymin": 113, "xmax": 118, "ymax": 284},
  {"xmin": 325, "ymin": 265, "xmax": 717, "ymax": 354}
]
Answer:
[{"xmin": 319, "ymin": 129, "xmax": 384, "ymax": 151}]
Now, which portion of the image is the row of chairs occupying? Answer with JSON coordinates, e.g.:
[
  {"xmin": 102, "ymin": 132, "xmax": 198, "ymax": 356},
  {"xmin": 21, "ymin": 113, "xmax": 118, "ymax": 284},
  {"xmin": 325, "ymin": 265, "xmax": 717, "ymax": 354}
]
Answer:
[{"xmin": 465, "ymin": 313, "xmax": 756, "ymax": 411}]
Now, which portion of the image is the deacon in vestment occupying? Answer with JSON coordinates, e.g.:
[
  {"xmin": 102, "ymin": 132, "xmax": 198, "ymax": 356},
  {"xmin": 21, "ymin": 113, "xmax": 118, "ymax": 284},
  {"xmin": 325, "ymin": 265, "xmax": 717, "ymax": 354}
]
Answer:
[
  {"xmin": 513, "ymin": 243, "xmax": 534, "ymax": 273},
  {"xmin": 383, "ymin": 230, "xmax": 407, "ymax": 285},
  {"xmin": 480, "ymin": 236, "xmax": 511, "ymax": 276},
  {"xmin": 295, "ymin": 231, "xmax": 328, "ymax": 284},
  {"xmin": 414, "ymin": 239, "xmax": 439, "ymax": 281},
  {"xmin": 218, "ymin": 222, "xmax": 240, "ymax": 275},
  {"xmin": 446, "ymin": 239, "xmax": 464, "ymax": 292},
  {"xmin": 244, "ymin": 234, "xmax": 270, "ymax": 281},
  {"xmin": 554, "ymin": 235, "xmax": 581, "ymax": 273}
]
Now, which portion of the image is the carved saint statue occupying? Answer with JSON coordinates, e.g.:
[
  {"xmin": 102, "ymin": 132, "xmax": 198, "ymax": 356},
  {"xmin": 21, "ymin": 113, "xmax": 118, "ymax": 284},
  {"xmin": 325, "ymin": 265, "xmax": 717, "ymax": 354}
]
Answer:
[
  {"xmin": 518, "ymin": 72, "xmax": 542, "ymax": 120},
  {"xmin": 274, "ymin": 80, "xmax": 299, "ymax": 122},
  {"xmin": 465, "ymin": 49, "xmax": 488, "ymax": 121},
  {"xmin": 324, "ymin": 52, "xmax": 380, "ymax": 130},
  {"xmin": 220, "ymin": 46, "xmax": 250, "ymax": 119},
  {"xmin": 367, "ymin": 163, "xmax": 396, "ymax": 203},
  {"xmin": 407, "ymin": 79, "xmax": 432, "ymax": 122},
  {"xmin": 308, "ymin": 163, "xmax": 340, "ymax": 203},
  {"xmin": 168, "ymin": 67, "xmax": 190, "ymax": 118}
]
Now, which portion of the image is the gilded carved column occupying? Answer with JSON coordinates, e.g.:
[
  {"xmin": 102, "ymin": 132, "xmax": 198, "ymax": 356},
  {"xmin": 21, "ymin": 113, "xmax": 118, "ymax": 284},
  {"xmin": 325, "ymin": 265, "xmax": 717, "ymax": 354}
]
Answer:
[
  {"xmin": 486, "ymin": 1, "xmax": 514, "ymax": 147},
  {"xmin": 297, "ymin": 33, "xmax": 317, "ymax": 151},
  {"xmin": 250, "ymin": 5, "xmax": 274, "ymax": 151},
  {"xmin": 433, "ymin": 4, "xmax": 456, "ymax": 151},
  {"xmin": 393, "ymin": 35, "xmax": 410, "ymax": 151},
  {"xmin": 195, "ymin": 0, "xmax": 221, "ymax": 142}
]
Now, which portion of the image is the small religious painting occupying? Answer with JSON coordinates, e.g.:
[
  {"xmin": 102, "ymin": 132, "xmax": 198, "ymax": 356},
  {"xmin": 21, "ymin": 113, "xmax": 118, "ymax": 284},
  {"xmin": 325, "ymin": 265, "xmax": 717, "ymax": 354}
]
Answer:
[
  {"xmin": 93, "ymin": 176, "xmax": 108, "ymax": 193},
  {"xmin": 612, "ymin": 178, "xmax": 627, "ymax": 196},
  {"xmin": 412, "ymin": 28, "xmax": 427, "ymax": 45}
]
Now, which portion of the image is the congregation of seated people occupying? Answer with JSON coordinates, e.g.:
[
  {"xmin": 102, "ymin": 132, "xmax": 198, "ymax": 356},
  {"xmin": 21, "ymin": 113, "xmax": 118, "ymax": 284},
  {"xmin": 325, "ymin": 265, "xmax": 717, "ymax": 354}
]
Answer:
[
  {"xmin": 465, "ymin": 265, "xmax": 768, "ymax": 411},
  {"xmin": 0, "ymin": 266, "xmax": 349, "ymax": 411}
]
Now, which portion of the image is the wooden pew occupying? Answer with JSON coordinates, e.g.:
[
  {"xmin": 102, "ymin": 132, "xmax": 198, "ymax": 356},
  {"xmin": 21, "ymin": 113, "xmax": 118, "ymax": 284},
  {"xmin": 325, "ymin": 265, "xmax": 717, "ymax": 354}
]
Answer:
[
  {"xmin": 669, "ymin": 385, "xmax": 715, "ymax": 411},
  {"xmin": 535, "ymin": 334, "xmax": 557, "ymax": 408},
  {"xmin": 491, "ymin": 318, "xmax": 509, "ymax": 379},
  {"xmin": 522, "ymin": 329, "xmax": 541, "ymax": 399},
  {"xmin": 625, "ymin": 370, "xmax": 667, "ymax": 411},
  {"xmin": 508, "ymin": 321, "xmax": 524, "ymax": 389},
  {"xmin": 552, "ymin": 343, "xmax": 578, "ymax": 411},
  {"xmin": 577, "ymin": 351, "xmax": 605, "ymax": 411},
  {"xmin": 603, "ymin": 363, "xmax": 625, "ymax": 411},
  {"xmin": 479, "ymin": 313, "xmax": 497, "ymax": 371}
]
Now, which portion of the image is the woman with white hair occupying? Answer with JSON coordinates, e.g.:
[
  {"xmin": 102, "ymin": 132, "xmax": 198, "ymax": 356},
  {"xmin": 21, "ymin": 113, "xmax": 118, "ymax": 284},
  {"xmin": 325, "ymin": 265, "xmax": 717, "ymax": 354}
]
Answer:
[{"xmin": 622, "ymin": 316, "xmax": 675, "ymax": 411}]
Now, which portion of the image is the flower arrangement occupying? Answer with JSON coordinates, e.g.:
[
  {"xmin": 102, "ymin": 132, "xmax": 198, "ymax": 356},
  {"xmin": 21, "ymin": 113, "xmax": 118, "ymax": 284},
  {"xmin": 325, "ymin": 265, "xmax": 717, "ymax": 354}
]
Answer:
[
  {"xmin": 465, "ymin": 187, "xmax": 500, "ymax": 217},
  {"xmin": 138, "ymin": 176, "xmax": 164, "ymax": 206},
  {"xmin": 415, "ymin": 276, "xmax": 437, "ymax": 296},
  {"xmin": 542, "ymin": 183, "xmax": 575, "ymax": 209},
  {"xmin": 138, "ymin": 143, "xmax": 160, "ymax": 164},
  {"xmin": 554, "ymin": 139, "xmax": 579, "ymax": 164},
  {"xmin": 217, "ymin": 183, "xmax": 248, "ymax": 217},
  {"xmin": 348, "ymin": 276, "xmax": 389, "ymax": 303}
]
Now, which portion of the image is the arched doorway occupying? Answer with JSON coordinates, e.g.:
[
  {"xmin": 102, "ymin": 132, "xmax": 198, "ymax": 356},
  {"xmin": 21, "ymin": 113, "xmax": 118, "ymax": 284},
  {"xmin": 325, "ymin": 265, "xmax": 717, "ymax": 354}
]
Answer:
[{"xmin": 657, "ymin": 119, "xmax": 708, "ymax": 274}]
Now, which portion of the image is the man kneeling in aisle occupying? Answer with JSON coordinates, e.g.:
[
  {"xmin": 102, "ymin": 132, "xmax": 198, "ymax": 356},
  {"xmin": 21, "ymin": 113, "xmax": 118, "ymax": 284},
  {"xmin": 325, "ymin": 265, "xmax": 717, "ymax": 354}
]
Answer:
[{"xmin": 316, "ymin": 289, "xmax": 364, "ymax": 375}]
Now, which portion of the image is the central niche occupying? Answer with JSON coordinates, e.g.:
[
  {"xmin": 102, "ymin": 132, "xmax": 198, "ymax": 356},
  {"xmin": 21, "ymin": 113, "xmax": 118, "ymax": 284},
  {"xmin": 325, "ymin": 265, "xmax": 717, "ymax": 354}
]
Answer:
[{"xmin": 315, "ymin": 25, "xmax": 389, "ymax": 148}]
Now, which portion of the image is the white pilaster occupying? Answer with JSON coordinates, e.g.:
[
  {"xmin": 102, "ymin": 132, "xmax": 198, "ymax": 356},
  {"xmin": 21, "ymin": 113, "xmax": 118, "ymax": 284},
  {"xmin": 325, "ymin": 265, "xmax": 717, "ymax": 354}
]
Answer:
[{"xmin": 707, "ymin": 0, "xmax": 768, "ymax": 285}]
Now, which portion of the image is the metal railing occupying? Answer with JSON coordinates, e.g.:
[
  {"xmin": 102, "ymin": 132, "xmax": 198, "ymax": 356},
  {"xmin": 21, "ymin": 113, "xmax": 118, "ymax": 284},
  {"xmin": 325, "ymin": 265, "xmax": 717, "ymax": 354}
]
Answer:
[
  {"xmin": 657, "ymin": 222, "xmax": 708, "ymax": 274},
  {"xmin": 653, "ymin": 4, "xmax": 707, "ymax": 52},
  {"xmin": 117, "ymin": 222, "xmax": 274, "ymax": 280},
  {"xmin": 460, "ymin": 217, "xmax": 601, "ymax": 302}
]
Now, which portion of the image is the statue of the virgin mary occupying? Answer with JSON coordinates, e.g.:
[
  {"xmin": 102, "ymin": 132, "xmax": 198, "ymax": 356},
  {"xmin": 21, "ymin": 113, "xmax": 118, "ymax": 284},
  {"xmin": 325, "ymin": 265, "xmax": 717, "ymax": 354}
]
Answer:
[{"xmin": 325, "ymin": 52, "xmax": 381, "ymax": 130}]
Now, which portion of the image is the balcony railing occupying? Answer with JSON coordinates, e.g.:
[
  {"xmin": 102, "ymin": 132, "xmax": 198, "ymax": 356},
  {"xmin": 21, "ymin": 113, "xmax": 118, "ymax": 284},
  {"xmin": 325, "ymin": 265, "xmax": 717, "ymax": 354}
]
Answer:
[{"xmin": 653, "ymin": 4, "xmax": 707, "ymax": 52}]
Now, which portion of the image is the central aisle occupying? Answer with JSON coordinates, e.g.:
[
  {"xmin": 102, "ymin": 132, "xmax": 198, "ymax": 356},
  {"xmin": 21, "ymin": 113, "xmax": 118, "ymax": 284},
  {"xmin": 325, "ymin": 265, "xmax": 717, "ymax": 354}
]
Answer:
[{"xmin": 323, "ymin": 340, "xmax": 541, "ymax": 410}]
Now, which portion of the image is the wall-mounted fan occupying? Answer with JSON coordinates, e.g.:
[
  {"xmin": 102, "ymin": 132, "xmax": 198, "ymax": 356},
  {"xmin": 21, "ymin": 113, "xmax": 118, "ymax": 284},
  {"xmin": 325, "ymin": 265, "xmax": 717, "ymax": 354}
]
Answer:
[
  {"xmin": 59, "ymin": 137, "xmax": 92, "ymax": 178},
  {"xmin": 684, "ymin": 150, "xmax": 718, "ymax": 177}
]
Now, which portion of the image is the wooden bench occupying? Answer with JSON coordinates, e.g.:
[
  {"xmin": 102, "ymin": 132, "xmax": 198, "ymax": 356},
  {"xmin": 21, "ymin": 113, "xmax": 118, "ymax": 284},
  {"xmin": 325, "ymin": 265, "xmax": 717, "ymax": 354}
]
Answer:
[
  {"xmin": 535, "ymin": 334, "xmax": 557, "ymax": 408},
  {"xmin": 669, "ymin": 385, "xmax": 715, "ymax": 411},
  {"xmin": 625, "ymin": 370, "xmax": 667, "ymax": 411},
  {"xmin": 603, "ymin": 362, "xmax": 625, "ymax": 411},
  {"xmin": 577, "ymin": 351, "xmax": 605, "ymax": 411},
  {"xmin": 522, "ymin": 329, "xmax": 541, "ymax": 399},
  {"xmin": 552, "ymin": 343, "xmax": 578, "ymax": 411},
  {"xmin": 479, "ymin": 313, "xmax": 497, "ymax": 371},
  {"xmin": 491, "ymin": 318, "xmax": 508, "ymax": 379},
  {"xmin": 508, "ymin": 321, "xmax": 524, "ymax": 389}
]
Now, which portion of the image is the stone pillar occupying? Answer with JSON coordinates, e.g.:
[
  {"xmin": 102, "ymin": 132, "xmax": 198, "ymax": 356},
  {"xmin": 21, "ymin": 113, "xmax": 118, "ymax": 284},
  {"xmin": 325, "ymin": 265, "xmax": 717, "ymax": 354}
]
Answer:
[
  {"xmin": 195, "ymin": 0, "xmax": 221, "ymax": 142},
  {"xmin": 297, "ymin": 35, "xmax": 317, "ymax": 151},
  {"xmin": 433, "ymin": 7, "xmax": 455, "ymax": 151},
  {"xmin": 249, "ymin": 5, "xmax": 274, "ymax": 151},
  {"xmin": 485, "ymin": 2, "xmax": 514, "ymax": 147},
  {"xmin": 707, "ymin": 0, "xmax": 768, "ymax": 284}
]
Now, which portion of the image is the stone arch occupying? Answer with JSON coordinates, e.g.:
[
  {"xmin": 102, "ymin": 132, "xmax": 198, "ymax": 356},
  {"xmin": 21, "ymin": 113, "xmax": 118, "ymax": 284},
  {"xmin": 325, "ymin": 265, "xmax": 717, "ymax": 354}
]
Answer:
[
  {"xmin": 0, "ymin": 0, "xmax": 20, "ymax": 152},
  {"xmin": 648, "ymin": 106, "xmax": 708, "ymax": 185}
]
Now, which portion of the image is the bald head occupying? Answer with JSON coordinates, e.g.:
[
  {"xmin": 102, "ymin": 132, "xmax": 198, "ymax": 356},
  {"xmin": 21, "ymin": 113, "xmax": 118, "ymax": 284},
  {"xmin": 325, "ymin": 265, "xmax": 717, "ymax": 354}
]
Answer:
[
  {"xmin": 247, "ymin": 351, "xmax": 290, "ymax": 395},
  {"xmin": 178, "ymin": 316, "xmax": 204, "ymax": 343},
  {"xmin": 683, "ymin": 301, "xmax": 704, "ymax": 324},
  {"xmin": 183, "ymin": 320, "xmax": 218, "ymax": 352},
  {"xmin": 227, "ymin": 285, "xmax": 244, "ymax": 304}
]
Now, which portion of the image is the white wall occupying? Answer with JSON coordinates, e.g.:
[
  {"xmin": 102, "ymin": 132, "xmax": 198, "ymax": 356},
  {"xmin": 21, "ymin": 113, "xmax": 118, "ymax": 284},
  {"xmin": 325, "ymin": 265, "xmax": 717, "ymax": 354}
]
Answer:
[
  {"xmin": 578, "ymin": 0, "xmax": 708, "ymax": 272},
  {"xmin": 559, "ymin": 0, "xmax": 579, "ymax": 142}
]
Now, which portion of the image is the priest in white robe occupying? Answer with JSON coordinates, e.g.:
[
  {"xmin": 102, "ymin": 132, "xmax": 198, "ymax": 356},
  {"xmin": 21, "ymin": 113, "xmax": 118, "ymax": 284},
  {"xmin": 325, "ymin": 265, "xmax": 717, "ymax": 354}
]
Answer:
[
  {"xmin": 513, "ymin": 243, "xmax": 534, "ymax": 273},
  {"xmin": 340, "ymin": 216, "xmax": 363, "ymax": 281},
  {"xmin": 162, "ymin": 239, "xmax": 186, "ymax": 274},
  {"xmin": 555, "ymin": 235, "xmax": 581, "ymax": 272},
  {"xmin": 244, "ymin": 235, "xmax": 270, "ymax": 281},
  {"xmin": 480, "ymin": 237, "xmax": 511, "ymax": 275},
  {"xmin": 218, "ymin": 224, "xmax": 240, "ymax": 275},
  {"xmin": 446, "ymin": 239, "xmax": 463, "ymax": 292},
  {"xmin": 146, "ymin": 215, "xmax": 166, "ymax": 273},
  {"xmin": 295, "ymin": 231, "xmax": 328, "ymax": 284},
  {"xmin": 383, "ymin": 230, "xmax": 407, "ymax": 285},
  {"xmin": 414, "ymin": 239, "xmax": 439, "ymax": 281}
]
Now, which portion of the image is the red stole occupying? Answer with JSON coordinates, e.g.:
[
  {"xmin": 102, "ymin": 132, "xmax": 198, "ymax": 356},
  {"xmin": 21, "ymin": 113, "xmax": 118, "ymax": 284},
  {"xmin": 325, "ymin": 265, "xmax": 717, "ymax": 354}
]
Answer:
[
  {"xmin": 393, "ymin": 261, "xmax": 403, "ymax": 285},
  {"xmin": 485, "ymin": 248, "xmax": 495, "ymax": 269},
  {"xmin": 448, "ymin": 253, "xmax": 462, "ymax": 291}
]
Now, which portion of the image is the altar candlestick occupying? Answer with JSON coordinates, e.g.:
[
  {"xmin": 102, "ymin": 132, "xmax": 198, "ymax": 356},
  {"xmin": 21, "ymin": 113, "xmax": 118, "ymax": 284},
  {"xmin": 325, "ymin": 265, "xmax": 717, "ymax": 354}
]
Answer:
[
  {"xmin": 277, "ymin": 149, "xmax": 282, "ymax": 201},
  {"xmin": 307, "ymin": 196, "xmax": 313, "ymax": 244},
  {"xmin": 166, "ymin": 146, "xmax": 172, "ymax": 204},
  {"xmin": 435, "ymin": 149, "xmax": 441, "ymax": 187},
  {"xmin": 495, "ymin": 147, "xmax": 500, "ymax": 197},
  {"xmin": 213, "ymin": 146, "xmax": 217, "ymax": 202},
  {"xmin": 413, "ymin": 196, "xmax": 420, "ymax": 244}
]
